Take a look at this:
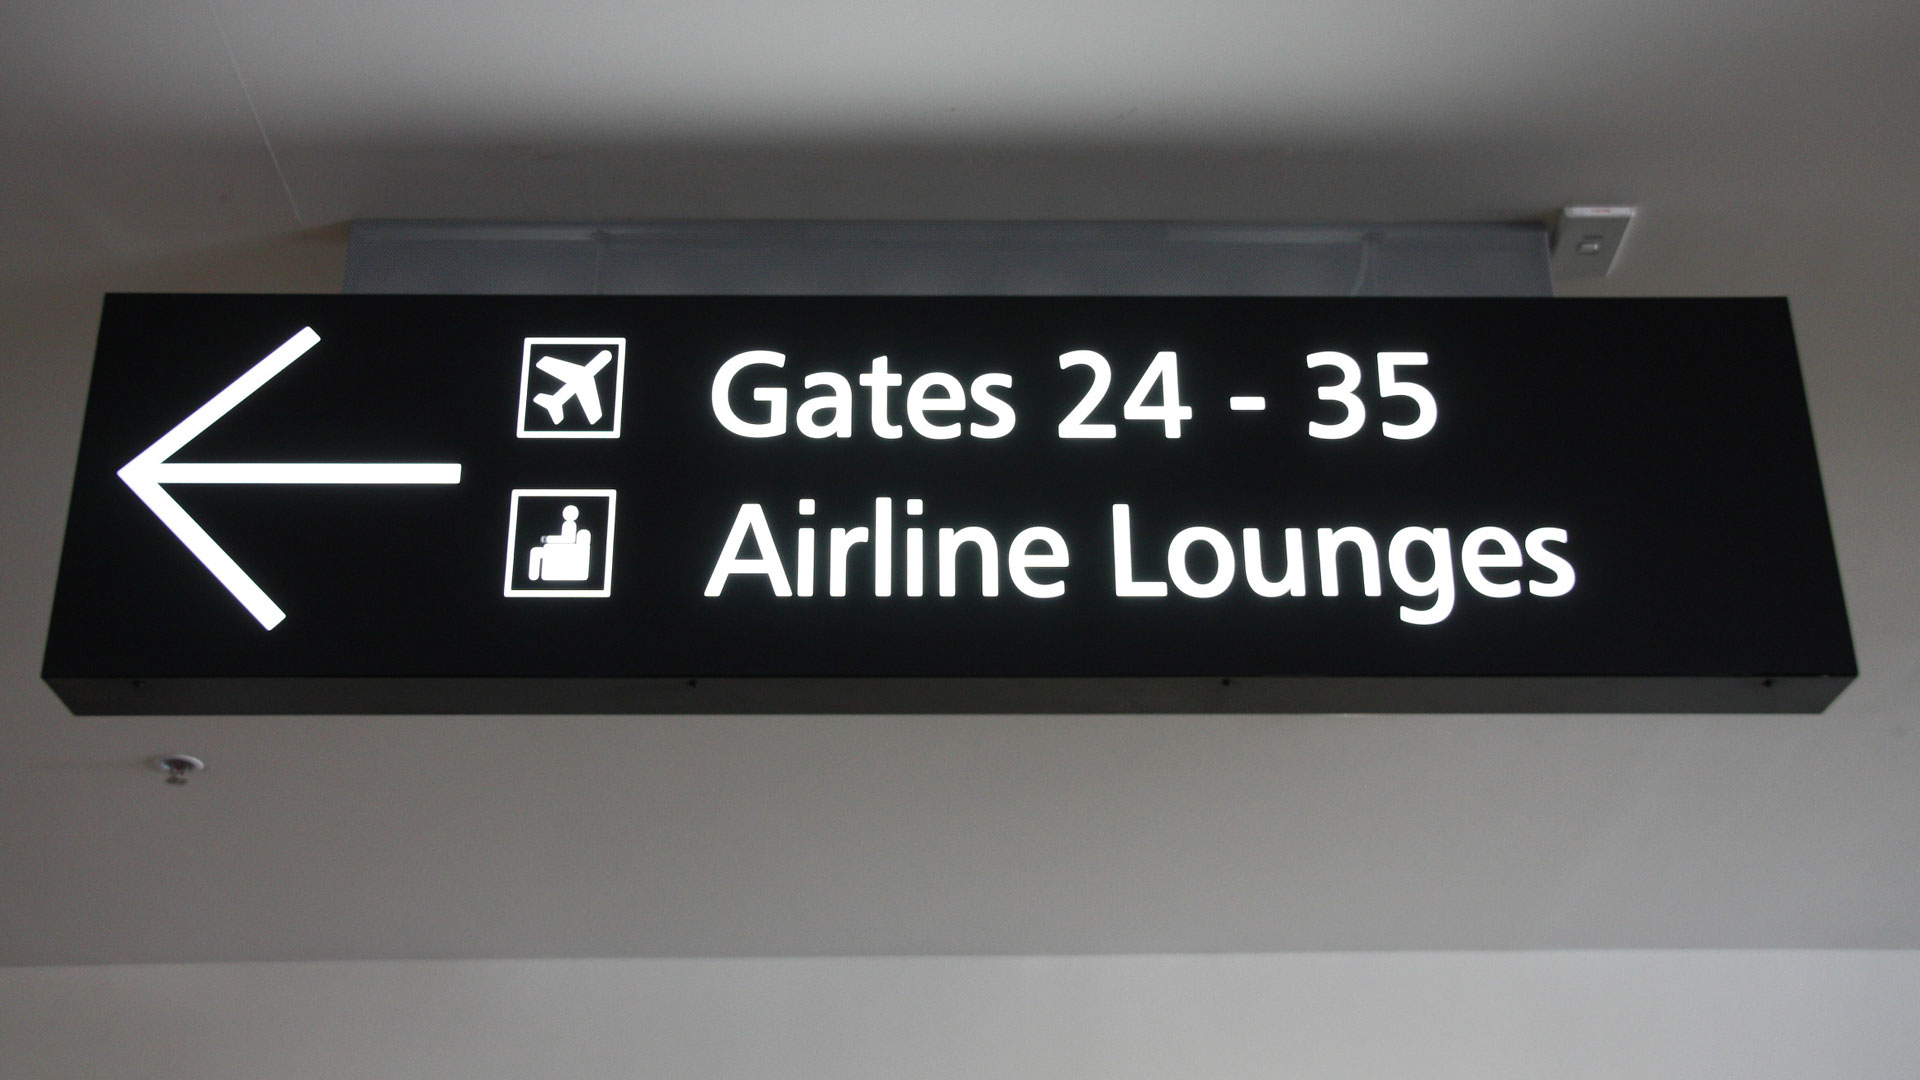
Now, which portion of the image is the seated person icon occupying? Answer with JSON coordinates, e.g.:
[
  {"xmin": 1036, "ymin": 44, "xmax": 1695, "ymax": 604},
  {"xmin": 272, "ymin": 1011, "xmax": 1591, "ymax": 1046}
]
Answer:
[{"xmin": 528, "ymin": 505, "xmax": 593, "ymax": 582}]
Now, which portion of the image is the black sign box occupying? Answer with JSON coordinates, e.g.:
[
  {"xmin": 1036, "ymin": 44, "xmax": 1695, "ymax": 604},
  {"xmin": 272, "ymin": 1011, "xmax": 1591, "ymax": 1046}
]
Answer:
[{"xmin": 44, "ymin": 295, "xmax": 1854, "ymax": 714}]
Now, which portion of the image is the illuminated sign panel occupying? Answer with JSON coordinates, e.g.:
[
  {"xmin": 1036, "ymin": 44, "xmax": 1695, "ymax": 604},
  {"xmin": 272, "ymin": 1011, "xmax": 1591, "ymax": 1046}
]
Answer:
[{"xmin": 43, "ymin": 295, "xmax": 1853, "ymax": 713}]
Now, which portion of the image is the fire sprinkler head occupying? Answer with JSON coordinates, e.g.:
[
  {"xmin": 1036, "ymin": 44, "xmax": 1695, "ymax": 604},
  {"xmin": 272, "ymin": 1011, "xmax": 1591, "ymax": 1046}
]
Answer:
[{"xmin": 152, "ymin": 754, "xmax": 206, "ymax": 786}]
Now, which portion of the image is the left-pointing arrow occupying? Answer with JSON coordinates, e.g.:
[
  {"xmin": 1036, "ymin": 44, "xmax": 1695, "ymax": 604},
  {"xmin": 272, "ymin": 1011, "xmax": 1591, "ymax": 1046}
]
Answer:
[{"xmin": 117, "ymin": 326, "xmax": 462, "ymax": 630}]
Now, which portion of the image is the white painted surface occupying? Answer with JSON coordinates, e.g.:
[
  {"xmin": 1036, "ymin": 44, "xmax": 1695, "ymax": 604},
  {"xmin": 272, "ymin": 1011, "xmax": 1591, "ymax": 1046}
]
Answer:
[
  {"xmin": 3, "ymin": 953, "xmax": 1918, "ymax": 1080},
  {"xmin": 1, "ymin": 0, "xmax": 1918, "ymax": 964}
]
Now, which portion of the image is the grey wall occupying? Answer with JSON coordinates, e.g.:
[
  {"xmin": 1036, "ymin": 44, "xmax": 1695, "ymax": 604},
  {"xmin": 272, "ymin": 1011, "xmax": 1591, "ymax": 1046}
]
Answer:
[{"xmin": 4, "ymin": 953, "xmax": 1919, "ymax": 1080}]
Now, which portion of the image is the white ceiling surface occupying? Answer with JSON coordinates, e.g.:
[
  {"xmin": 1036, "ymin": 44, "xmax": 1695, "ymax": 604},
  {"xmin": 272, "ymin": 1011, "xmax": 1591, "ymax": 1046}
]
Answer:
[{"xmin": 1, "ymin": 0, "xmax": 1917, "ymax": 964}]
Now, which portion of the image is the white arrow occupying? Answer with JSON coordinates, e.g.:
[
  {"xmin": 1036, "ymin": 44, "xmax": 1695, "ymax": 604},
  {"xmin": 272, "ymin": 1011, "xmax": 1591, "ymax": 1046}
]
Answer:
[{"xmin": 118, "ymin": 326, "xmax": 462, "ymax": 630}]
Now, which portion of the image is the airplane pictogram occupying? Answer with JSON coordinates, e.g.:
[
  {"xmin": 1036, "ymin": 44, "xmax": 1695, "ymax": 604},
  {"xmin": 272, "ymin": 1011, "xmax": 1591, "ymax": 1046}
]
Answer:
[
  {"xmin": 531, "ymin": 349, "xmax": 613, "ymax": 425},
  {"xmin": 516, "ymin": 336, "xmax": 626, "ymax": 438}
]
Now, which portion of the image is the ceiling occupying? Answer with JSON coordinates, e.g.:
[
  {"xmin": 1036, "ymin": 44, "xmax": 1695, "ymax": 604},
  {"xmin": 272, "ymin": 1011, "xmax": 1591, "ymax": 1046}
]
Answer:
[{"xmin": 1, "ymin": 0, "xmax": 1916, "ymax": 964}]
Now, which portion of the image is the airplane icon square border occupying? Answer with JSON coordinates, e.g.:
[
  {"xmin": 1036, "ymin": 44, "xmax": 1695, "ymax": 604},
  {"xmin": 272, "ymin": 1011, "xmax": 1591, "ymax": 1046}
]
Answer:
[
  {"xmin": 515, "ymin": 337, "xmax": 627, "ymax": 439},
  {"xmin": 503, "ymin": 488, "xmax": 618, "ymax": 598}
]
